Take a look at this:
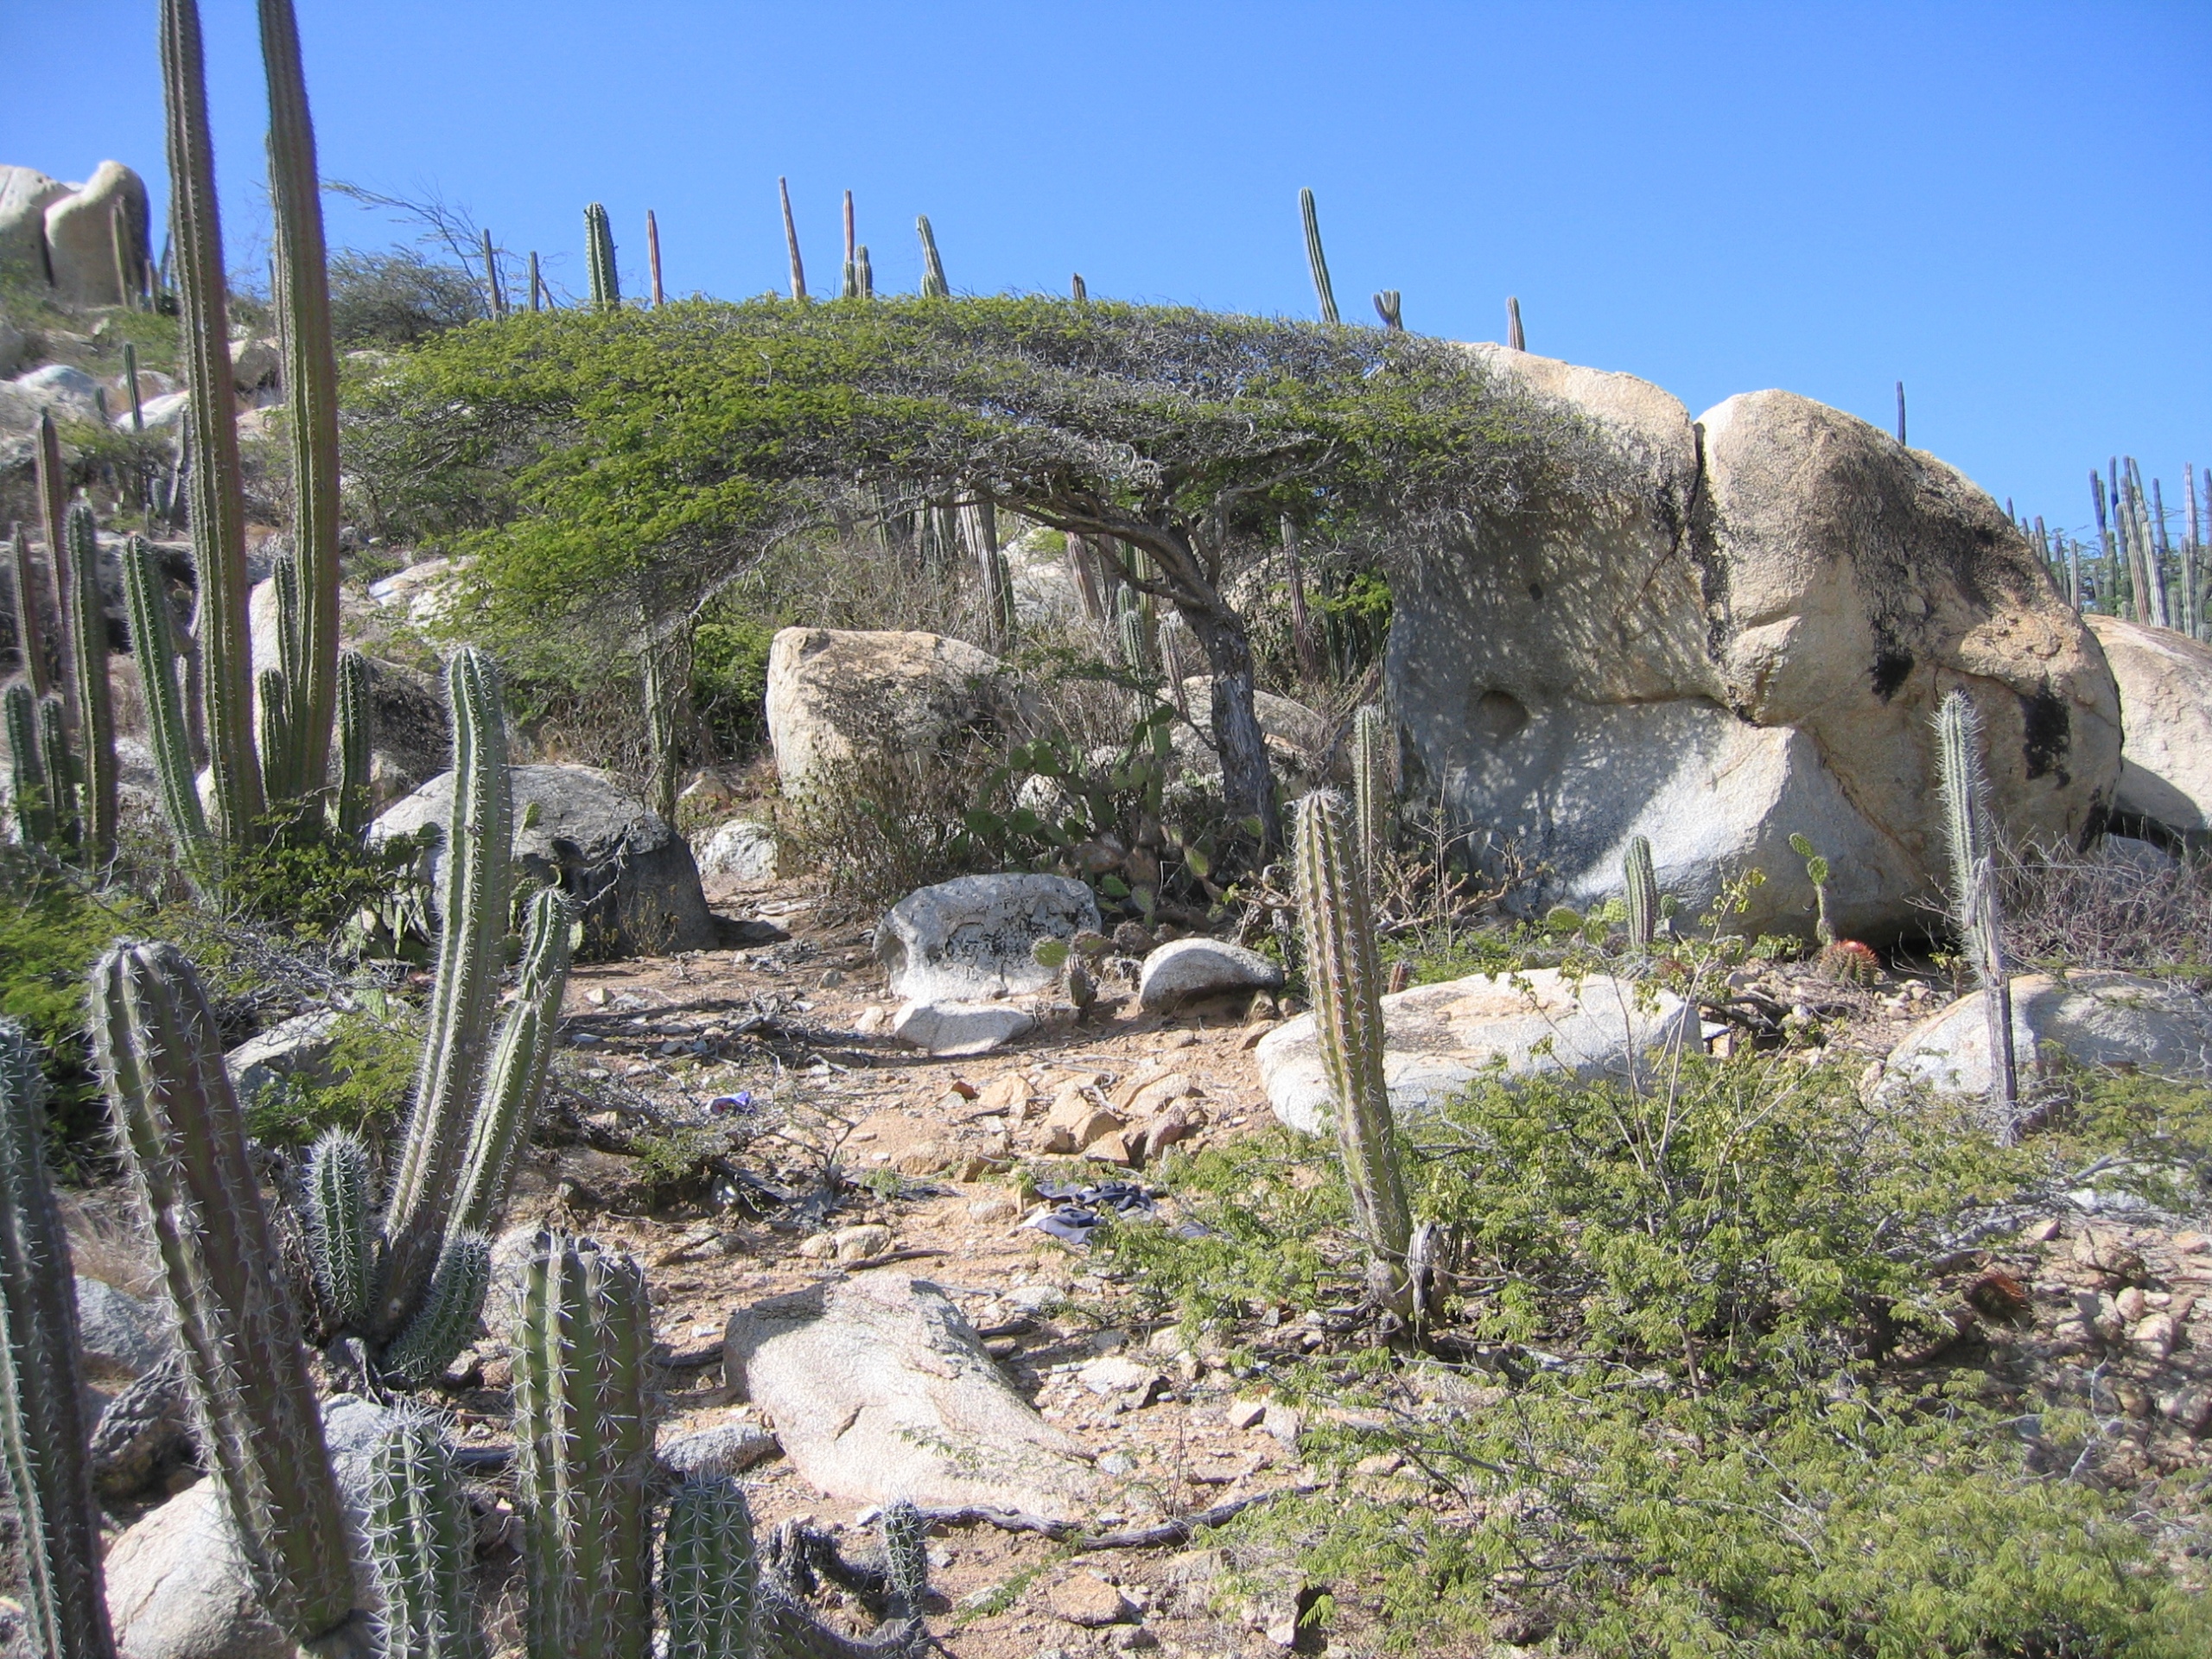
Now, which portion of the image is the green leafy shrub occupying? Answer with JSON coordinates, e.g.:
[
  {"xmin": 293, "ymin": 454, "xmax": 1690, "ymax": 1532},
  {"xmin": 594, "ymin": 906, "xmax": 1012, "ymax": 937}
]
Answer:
[
  {"xmin": 242, "ymin": 1006, "xmax": 422, "ymax": 1147},
  {"xmin": 690, "ymin": 614, "xmax": 780, "ymax": 756},
  {"xmin": 0, "ymin": 860, "xmax": 140, "ymax": 1147},
  {"xmin": 214, "ymin": 809, "xmax": 433, "ymax": 945}
]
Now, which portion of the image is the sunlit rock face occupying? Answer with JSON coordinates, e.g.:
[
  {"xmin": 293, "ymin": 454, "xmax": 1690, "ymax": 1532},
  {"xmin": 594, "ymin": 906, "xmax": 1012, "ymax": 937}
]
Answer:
[{"xmin": 1387, "ymin": 347, "xmax": 2118, "ymax": 941}]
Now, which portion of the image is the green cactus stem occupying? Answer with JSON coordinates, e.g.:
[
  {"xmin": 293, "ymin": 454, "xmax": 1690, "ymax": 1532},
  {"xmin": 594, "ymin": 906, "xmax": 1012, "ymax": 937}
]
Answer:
[
  {"xmin": 662, "ymin": 1476, "xmax": 760, "ymax": 1659},
  {"xmin": 916, "ymin": 215, "xmax": 948, "ymax": 299},
  {"xmin": 1351, "ymin": 704, "xmax": 1394, "ymax": 883},
  {"xmin": 364, "ymin": 1408, "xmax": 485, "ymax": 1659},
  {"xmin": 528, "ymin": 250, "xmax": 543, "ymax": 313},
  {"xmin": 92, "ymin": 941, "xmax": 369, "ymax": 1656},
  {"xmin": 39, "ymin": 695, "xmax": 78, "ymax": 850},
  {"xmin": 260, "ymin": 0, "xmax": 343, "ymax": 804},
  {"xmin": 35, "ymin": 415, "xmax": 69, "ymax": 678},
  {"xmin": 855, "ymin": 245, "xmax": 874, "ymax": 299},
  {"xmin": 585, "ymin": 203, "xmax": 620, "ymax": 309},
  {"xmin": 1299, "ymin": 188, "xmax": 1338, "ymax": 325},
  {"xmin": 1372, "ymin": 289, "xmax": 1402, "ymax": 329},
  {"xmin": 839, "ymin": 189, "xmax": 857, "ymax": 301},
  {"xmin": 1293, "ymin": 790, "xmax": 1414, "ymax": 1321},
  {"xmin": 383, "ymin": 1230, "xmax": 491, "ymax": 1387},
  {"xmin": 62, "ymin": 505, "xmax": 115, "ymax": 863},
  {"xmin": 257, "ymin": 664, "xmax": 295, "ymax": 805},
  {"xmin": 480, "ymin": 227, "xmax": 505, "ymax": 319},
  {"xmin": 780, "ymin": 177, "xmax": 808, "ymax": 302},
  {"xmin": 1786, "ymin": 832, "xmax": 1833, "ymax": 945},
  {"xmin": 512, "ymin": 1233, "xmax": 652, "ymax": 1659},
  {"xmin": 304, "ymin": 1127, "xmax": 373, "ymax": 1328},
  {"xmin": 5, "ymin": 683, "xmax": 54, "ymax": 849},
  {"xmin": 10, "ymin": 522, "xmax": 50, "ymax": 699},
  {"xmin": 124, "ymin": 340, "xmax": 145, "ymax": 433},
  {"xmin": 334, "ymin": 647, "xmax": 373, "ymax": 836},
  {"xmin": 1624, "ymin": 834, "xmax": 1660, "ymax": 948},
  {"xmin": 163, "ymin": 0, "xmax": 267, "ymax": 841},
  {"xmin": 122, "ymin": 535, "xmax": 212, "ymax": 858},
  {"xmin": 1507, "ymin": 296, "xmax": 1526, "ymax": 352},
  {"xmin": 381, "ymin": 648, "xmax": 513, "ymax": 1337},
  {"xmin": 448, "ymin": 886, "xmax": 577, "ymax": 1237},
  {"xmin": 645, "ymin": 210, "xmax": 664, "ymax": 307},
  {"xmin": 880, "ymin": 1500, "xmax": 928, "ymax": 1628},
  {"xmin": 0, "ymin": 1020, "xmax": 119, "ymax": 1659},
  {"xmin": 1934, "ymin": 690, "xmax": 2018, "ymax": 1122}
]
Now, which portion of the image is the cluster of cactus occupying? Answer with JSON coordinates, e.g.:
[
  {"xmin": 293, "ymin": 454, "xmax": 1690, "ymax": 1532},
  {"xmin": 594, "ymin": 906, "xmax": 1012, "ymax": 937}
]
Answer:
[
  {"xmin": 1293, "ymin": 789, "xmax": 1416, "ymax": 1323},
  {"xmin": 916, "ymin": 215, "xmax": 949, "ymax": 299},
  {"xmin": 1300, "ymin": 188, "xmax": 1339, "ymax": 326},
  {"xmin": 5, "ymin": 493, "xmax": 118, "ymax": 867},
  {"xmin": 1372, "ymin": 289, "xmax": 1403, "ymax": 330},
  {"xmin": 2084, "ymin": 458, "xmax": 2209, "ymax": 638},
  {"xmin": 1934, "ymin": 690, "xmax": 2018, "ymax": 1117},
  {"xmin": 0, "ymin": 1021, "xmax": 120, "ymax": 1659},
  {"xmin": 586, "ymin": 202, "xmax": 620, "ymax": 308}
]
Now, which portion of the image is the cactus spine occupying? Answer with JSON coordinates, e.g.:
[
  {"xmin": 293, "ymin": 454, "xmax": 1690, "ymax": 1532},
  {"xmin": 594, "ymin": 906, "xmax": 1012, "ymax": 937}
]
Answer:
[
  {"xmin": 916, "ymin": 215, "xmax": 948, "ymax": 299},
  {"xmin": 1300, "ymin": 188, "xmax": 1338, "ymax": 325},
  {"xmin": 162, "ymin": 0, "xmax": 266, "ymax": 840},
  {"xmin": 0, "ymin": 1022, "xmax": 119, "ymax": 1659},
  {"xmin": 512, "ymin": 1234, "xmax": 653, "ymax": 1659},
  {"xmin": 1934, "ymin": 690, "xmax": 2018, "ymax": 1120},
  {"xmin": 585, "ymin": 203, "xmax": 620, "ymax": 309},
  {"xmin": 92, "ymin": 942, "xmax": 370, "ymax": 1656},
  {"xmin": 780, "ymin": 176, "xmax": 807, "ymax": 302},
  {"xmin": 1293, "ymin": 790, "xmax": 1414, "ymax": 1320},
  {"xmin": 1372, "ymin": 289, "xmax": 1402, "ymax": 329},
  {"xmin": 1351, "ymin": 704, "xmax": 1394, "ymax": 883},
  {"xmin": 378, "ymin": 652, "xmax": 512, "ymax": 1336},
  {"xmin": 365, "ymin": 1410, "xmax": 485, "ymax": 1659},
  {"xmin": 1624, "ymin": 834, "xmax": 1659, "ymax": 948},
  {"xmin": 123, "ymin": 536, "xmax": 211, "ymax": 860},
  {"xmin": 62, "ymin": 502, "xmax": 117, "ymax": 862},
  {"xmin": 663, "ymin": 1477, "xmax": 760, "ymax": 1659}
]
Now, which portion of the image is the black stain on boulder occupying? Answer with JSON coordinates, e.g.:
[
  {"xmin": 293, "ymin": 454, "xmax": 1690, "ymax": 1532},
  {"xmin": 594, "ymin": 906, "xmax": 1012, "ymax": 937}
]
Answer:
[
  {"xmin": 1870, "ymin": 648, "xmax": 1914, "ymax": 701},
  {"xmin": 2018, "ymin": 685, "xmax": 2071, "ymax": 785}
]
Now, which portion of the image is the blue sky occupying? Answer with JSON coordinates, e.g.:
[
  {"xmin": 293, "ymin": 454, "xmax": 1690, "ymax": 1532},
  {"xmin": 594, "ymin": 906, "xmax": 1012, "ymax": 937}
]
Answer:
[{"xmin": 6, "ymin": 2, "xmax": 2206, "ymax": 539}]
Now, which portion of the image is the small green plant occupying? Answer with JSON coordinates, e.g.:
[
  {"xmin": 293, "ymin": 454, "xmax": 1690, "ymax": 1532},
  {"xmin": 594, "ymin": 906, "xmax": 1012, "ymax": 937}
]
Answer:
[{"xmin": 1789, "ymin": 830, "xmax": 1834, "ymax": 944}]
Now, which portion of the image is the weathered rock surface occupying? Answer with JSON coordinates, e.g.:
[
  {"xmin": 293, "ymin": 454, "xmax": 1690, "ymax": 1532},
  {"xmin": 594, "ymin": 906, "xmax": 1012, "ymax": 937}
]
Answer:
[
  {"xmin": 876, "ymin": 873, "xmax": 1100, "ymax": 1002},
  {"xmin": 657, "ymin": 1419, "xmax": 780, "ymax": 1479},
  {"xmin": 0, "ymin": 164, "xmax": 68, "ymax": 276},
  {"xmin": 1879, "ymin": 972, "xmax": 2212, "ymax": 1101},
  {"xmin": 373, "ymin": 763, "xmax": 715, "ymax": 956},
  {"xmin": 892, "ymin": 1000, "xmax": 1037, "ymax": 1057},
  {"xmin": 223, "ymin": 1009, "xmax": 344, "ymax": 1106},
  {"xmin": 43, "ymin": 161, "xmax": 149, "ymax": 306},
  {"xmin": 1137, "ymin": 938, "xmax": 1285, "ymax": 1011},
  {"xmin": 73, "ymin": 1275, "xmax": 172, "ymax": 1381},
  {"xmin": 0, "ymin": 361, "xmax": 105, "ymax": 429},
  {"xmin": 105, "ymin": 1395, "xmax": 401, "ymax": 1659},
  {"xmin": 1255, "ymin": 969, "xmax": 1695, "ymax": 1133},
  {"xmin": 697, "ymin": 817, "xmax": 781, "ymax": 885},
  {"xmin": 2086, "ymin": 615, "xmax": 2212, "ymax": 842},
  {"xmin": 766, "ymin": 626, "xmax": 1020, "ymax": 797},
  {"xmin": 1388, "ymin": 351, "xmax": 2120, "ymax": 939},
  {"xmin": 723, "ymin": 1273, "xmax": 1098, "ymax": 1520}
]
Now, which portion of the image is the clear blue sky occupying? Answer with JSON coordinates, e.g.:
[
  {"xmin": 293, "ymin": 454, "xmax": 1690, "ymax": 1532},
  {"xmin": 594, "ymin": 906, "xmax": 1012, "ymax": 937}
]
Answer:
[{"xmin": 7, "ymin": 2, "xmax": 2206, "ymax": 540}]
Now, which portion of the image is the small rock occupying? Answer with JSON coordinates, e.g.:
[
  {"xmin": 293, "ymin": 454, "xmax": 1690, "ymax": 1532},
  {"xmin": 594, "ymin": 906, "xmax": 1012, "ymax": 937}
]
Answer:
[
  {"xmin": 893, "ymin": 1142, "xmax": 947, "ymax": 1177},
  {"xmin": 658, "ymin": 1421, "xmax": 779, "ymax": 1478},
  {"xmin": 1226, "ymin": 1397, "xmax": 1268, "ymax": 1430},
  {"xmin": 1261, "ymin": 1403, "xmax": 1303, "ymax": 1446},
  {"xmin": 1165, "ymin": 1547, "xmax": 1226, "ymax": 1584},
  {"xmin": 876, "ymin": 874, "xmax": 1101, "ymax": 1002},
  {"xmin": 1047, "ymin": 1571, "xmax": 1136, "ymax": 1628},
  {"xmin": 73, "ymin": 1276, "xmax": 172, "ymax": 1381},
  {"xmin": 968, "ymin": 1195, "xmax": 1020, "ymax": 1224},
  {"xmin": 696, "ymin": 817, "xmax": 780, "ymax": 883},
  {"xmin": 1097, "ymin": 1450, "xmax": 1135, "ymax": 1475},
  {"xmin": 2132, "ymin": 1313, "xmax": 2177, "ymax": 1358},
  {"xmin": 2021, "ymin": 1217, "xmax": 2063, "ymax": 1243},
  {"xmin": 833, "ymin": 1224, "xmax": 893, "ymax": 1262},
  {"xmin": 2116, "ymin": 1286, "xmax": 2148, "ymax": 1323},
  {"xmin": 855, "ymin": 1007, "xmax": 891, "ymax": 1035},
  {"xmin": 977, "ymin": 1073, "xmax": 1032, "ymax": 1116},
  {"xmin": 1007, "ymin": 1284, "xmax": 1065, "ymax": 1313},
  {"xmin": 1042, "ymin": 1087, "xmax": 1126, "ymax": 1154},
  {"xmin": 891, "ymin": 1000, "xmax": 1036, "ymax": 1057},
  {"xmin": 1078, "ymin": 1357, "xmax": 1157, "ymax": 1397},
  {"xmin": 1125, "ymin": 1071, "xmax": 1201, "ymax": 1117},
  {"xmin": 1109, "ymin": 1626, "xmax": 1160, "ymax": 1651},
  {"xmin": 1137, "ymin": 938, "xmax": 1286, "ymax": 1012},
  {"xmin": 2073, "ymin": 1229, "xmax": 2147, "ymax": 1284},
  {"xmin": 797, "ymin": 1234, "xmax": 837, "ymax": 1260},
  {"xmin": 1111, "ymin": 921, "xmax": 1155, "ymax": 955},
  {"xmin": 2158, "ymin": 1382, "xmax": 2212, "ymax": 1433},
  {"xmin": 2174, "ymin": 1230, "xmax": 2211, "ymax": 1255},
  {"xmin": 1354, "ymin": 1452, "xmax": 1406, "ymax": 1477}
]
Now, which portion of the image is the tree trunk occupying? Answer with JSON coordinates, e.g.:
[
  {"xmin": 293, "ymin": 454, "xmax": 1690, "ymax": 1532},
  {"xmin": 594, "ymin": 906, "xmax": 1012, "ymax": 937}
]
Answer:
[{"xmin": 1180, "ymin": 599, "xmax": 1278, "ymax": 850}]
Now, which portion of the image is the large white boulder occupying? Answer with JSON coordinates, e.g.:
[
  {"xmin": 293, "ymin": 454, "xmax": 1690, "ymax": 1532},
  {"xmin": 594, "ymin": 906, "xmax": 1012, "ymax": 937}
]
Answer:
[
  {"xmin": 1387, "ymin": 352, "xmax": 2120, "ymax": 940},
  {"xmin": 43, "ymin": 161, "xmax": 149, "ymax": 305},
  {"xmin": 696, "ymin": 817, "xmax": 780, "ymax": 885},
  {"xmin": 1879, "ymin": 971, "xmax": 2212, "ymax": 1101},
  {"xmin": 2085, "ymin": 615, "xmax": 2212, "ymax": 842},
  {"xmin": 874, "ymin": 872, "xmax": 1100, "ymax": 1002},
  {"xmin": 1255, "ymin": 968, "xmax": 1695, "ymax": 1133},
  {"xmin": 765, "ymin": 626, "xmax": 1018, "ymax": 798},
  {"xmin": 1137, "ymin": 937, "xmax": 1285, "ymax": 1011},
  {"xmin": 0, "ymin": 361, "xmax": 105, "ymax": 429},
  {"xmin": 373, "ymin": 763, "xmax": 716, "ymax": 955},
  {"xmin": 0, "ymin": 164, "xmax": 67, "ymax": 278},
  {"xmin": 724, "ymin": 1272, "xmax": 1100, "ymax": 1522}
]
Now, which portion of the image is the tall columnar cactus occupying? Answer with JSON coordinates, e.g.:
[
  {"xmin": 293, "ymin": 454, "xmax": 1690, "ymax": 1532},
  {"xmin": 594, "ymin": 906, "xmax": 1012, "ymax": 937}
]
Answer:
[
  {"xmin": 448, "ymin": 885, "xmax": 576, "ymax": 1236},
  {"xmin": 1624, "ymin": 834, "xmax": 1660, "ymax": 949},
  {"xmin": 1293, "ymin": 790, "xmax": 1414, "ymax": 1321},
  {"xmin": 364, "ymin": 1409, "xmax": 485, "ymax": 1659},
  {"xmin": 5, "ymin": 683, "xmax": 56, "ymax": 849},
  {"xmin": 780, "ymin": 176, "xmax": 808, "ymax": 302},
  {"xmin": 646, "ymin": 210, "xmax": 664, "ymax": 307},
  {"xmin": 512, "ymin": 1233, "xmax": 653, "ymax": 1659},
  {"xmin": 1372, "ymin": 289, "xmax": 1402, "ymax": 329},
  {"xmin": 10, "ymin": 521, "xmax": 49, "ymax": 698},
  {"xmin": 1300, "ymin": 188, "xmax": 1338, "ymax": 325},
  {"xmin": 855, "ymin": 245, "xmax": 874, "ymax": 300},
  {"xmin": 40, "ymin": 695, "xmax": 79, "ymax": 849},
  {"xmin": 480, "ymin": 227, "xmax": 505, "ymax": 319},
  {"xmin": 35, "ymin": 414, "xmax": 69, "ymax": 680},
  {"xmin": 334, "ymin": 647, "xmax": 373, "ymax": 835},
  {"xmin": 586, "ymin": 203, "xmax": 620, "ymax": 309},
  {"xmin": 0, "ymin": 1022, "xmax": 119, "ymax": 1659},
  {"xmin": 62, "ymin": 502, "xmax": 117, "ymax": 863},
  {"xmin": 261, "ymin": 0, "xmax": 344, "ymax": 806},
  {"xmin": 528, "ymin": 250, "xmax": 543, "ymax": 313},
  {"xmin": 1351, "ymin": 704, "xmax": 1394, "ymax": 883},
  {"xmin": 124, "ymin": 340, "xmax": 146, "ymax": 434},
  {"xmin": 122, "ymin": 535, "xmax": 212, "ymax": 861},
  {"xmin": 840, "ymin": 191, "xmax": 861, "ymax": 300},
  {"xmin": 663, "ymin": 1476, "xmax": 760, "ymax": 1659},
  {"xmin": 1934, "ymin": 690, "xmax": 2018, "ymax": 1120},
  {"xmin": 916, "ymin": 215, "xmax": 948, "ymax": 299},
  {"xmin": 1507, "ymin": 296, "xmax": 1526, "ymax": 352},
  {"xmin": 380, "ymin": 649, "xmax": 514, "ymax": 1332},
  {"xmin": 92, "ymin": 942, "xmax": 370, "ymax": 1657},
  {"xmin": 163, "ymin": 0, "xmax": 266, "ymax": 841}
]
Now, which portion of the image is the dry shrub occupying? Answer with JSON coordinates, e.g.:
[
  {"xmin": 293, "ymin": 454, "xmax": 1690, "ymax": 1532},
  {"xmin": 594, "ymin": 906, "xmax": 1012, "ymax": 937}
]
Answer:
[
  {"xmin": 1999, "ymin": 836, "xmax": 2212, "ymax": 972},
  {"xmin": 778, "ymin": 742, "xmax": 1013, "ymax": 921}
]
